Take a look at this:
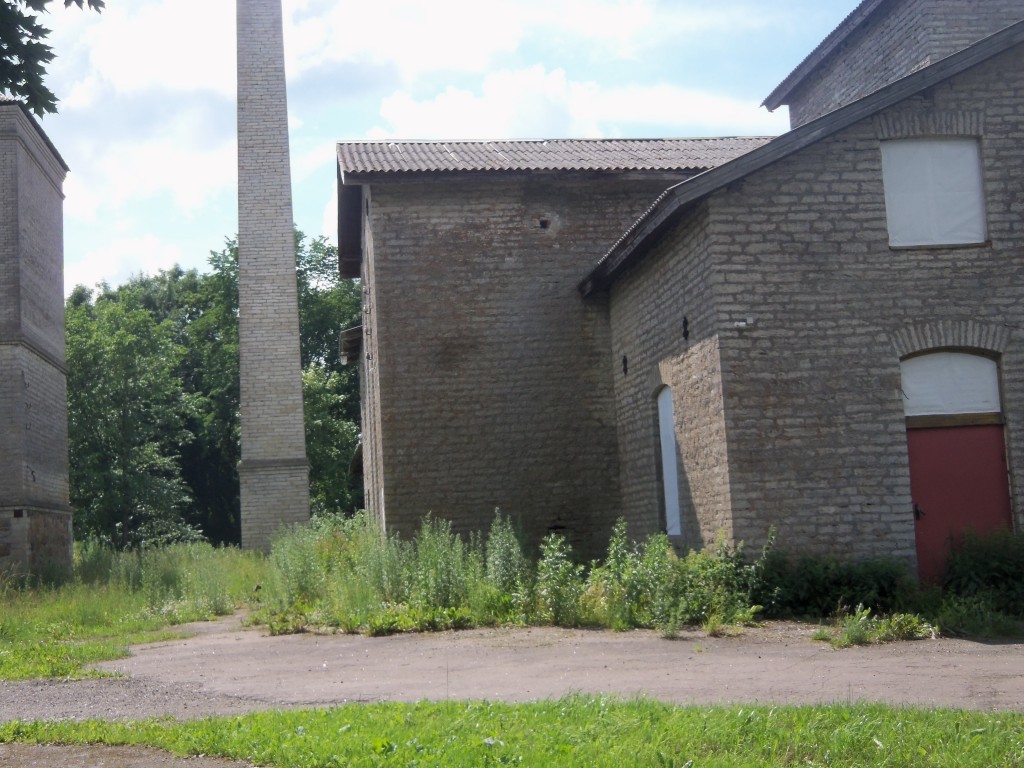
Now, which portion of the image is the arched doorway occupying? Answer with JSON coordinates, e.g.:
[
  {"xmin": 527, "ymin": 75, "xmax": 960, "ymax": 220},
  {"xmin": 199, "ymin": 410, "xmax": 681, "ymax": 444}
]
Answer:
[
  {"xmin": 656, "ymin": 386, "xmax": 682, "ymax": 537},
  {"xmin": 901, "ymin": 352, "xmax": 1013, "ymax": 582}
]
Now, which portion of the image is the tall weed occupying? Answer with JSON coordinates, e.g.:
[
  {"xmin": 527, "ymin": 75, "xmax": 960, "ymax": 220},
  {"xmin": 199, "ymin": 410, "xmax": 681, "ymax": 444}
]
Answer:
[
  {"xmin": 534, "ymin": 533, "xmax": 585, "ymax": 626},
  {"xmin": 474, "ymin": 511, "xmax": 533, "ymax": 624}
]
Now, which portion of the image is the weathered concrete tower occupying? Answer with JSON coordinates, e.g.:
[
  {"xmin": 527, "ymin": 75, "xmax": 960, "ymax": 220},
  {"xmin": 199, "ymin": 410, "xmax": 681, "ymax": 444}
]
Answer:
[
  {"xmin": 236, "ymin": 0, "xmax": 310, "ymax": 549},
  {"xmin": 0, "ymin": 101, "xmax": 72, "ymax": 575}
]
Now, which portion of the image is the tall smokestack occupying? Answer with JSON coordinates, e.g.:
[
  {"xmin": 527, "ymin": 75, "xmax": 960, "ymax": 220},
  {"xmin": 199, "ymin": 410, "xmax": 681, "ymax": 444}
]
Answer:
[{"xmin": 235, "ymin": 0, "xmax": 310, "ymax": 548}]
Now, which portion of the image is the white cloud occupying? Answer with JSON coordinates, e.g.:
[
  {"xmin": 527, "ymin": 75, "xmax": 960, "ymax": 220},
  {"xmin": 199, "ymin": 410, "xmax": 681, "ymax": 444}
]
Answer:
[
  {"xmin": 320, "ymin": 186, "xmax": 338, "ymax": 245},
  {"xmin": 62, "ymin": 172, "xmax": 100, "ymax": 224},
  {"xmin": 33, "ymin": 0, "xmax": 836, "ymax": 293},
  {"xmin": 369, "ymin": 66, "xmax": 787, "ymax": 140},
  {"xmin": 64, "ymin": 235, "xmax": 186, "ymax": 294},
  {"xmin": 281, "ymin": 0, "xmax": 775, "ymax": 84},
  {"xmin": 284, "ymin": 0, "xmax": 521, "ymax": 82},
  {"xmin": 49, "ymin": 0, "xmax": 236, "ymax": 106},
  {"xmin": 75, "ymin": 113, "xmax": 236, "ymax": 214}
]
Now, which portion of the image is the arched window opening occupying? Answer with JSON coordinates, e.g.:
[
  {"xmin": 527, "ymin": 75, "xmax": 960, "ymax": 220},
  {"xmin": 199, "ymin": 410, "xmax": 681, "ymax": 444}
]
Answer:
[{"xmin": 656, "ymin": 386, "xmax": 682, "ymax": 537}]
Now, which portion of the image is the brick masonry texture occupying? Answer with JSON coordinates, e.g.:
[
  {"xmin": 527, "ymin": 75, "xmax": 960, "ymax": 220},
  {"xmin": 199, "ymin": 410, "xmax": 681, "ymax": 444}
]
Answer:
[
  {"xmin": 236, "ymin": 0, "xmax": 309, "ymax": 550},
  {"xmin": 609, "ymin": 43, "xmax": 1024, "ymax": 562},
  {"xmin": 0, "ymin": 103, "xmax": 69, "ymax": 577},
  {"xmin": 609, "ymin": 213, "xmax": 737, "ymax": 546},
  {"xmin": 785, "ymin": 0, "xmax": 1023, "ymax": 128},
  {"xmin": 0, "ymin": 104, "xmax": 70, "ymax": 575},
  {"xmin": 360, "ymin": 172, "xmax": 691, "ymax": 557}
]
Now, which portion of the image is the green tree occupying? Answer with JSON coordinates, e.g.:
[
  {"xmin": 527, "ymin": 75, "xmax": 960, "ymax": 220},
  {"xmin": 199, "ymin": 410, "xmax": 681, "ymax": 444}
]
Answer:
[
  {"xmin": 0, "ymin": 0, "xmax": 104, "ymax": 116},
  {"xmin": 303, "ymin": 365, "xmax": 361, "ymax": 515},
  {"xmin": 65, "ymin": 231, "xmax": 364, "ymax": 546},
  {"xmin": 110, "ymin": 256, "xmax": 242, "ymax": 543},
  {"xmin": 66, "ymin": 291, "xmax": 197, "ymax": 548}
]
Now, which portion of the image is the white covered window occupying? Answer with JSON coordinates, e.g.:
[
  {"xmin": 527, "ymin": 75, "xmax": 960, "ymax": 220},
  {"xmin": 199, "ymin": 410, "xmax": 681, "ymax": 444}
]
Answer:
[
  {"xmin": 900, "ymin": 352, "xmax": 1000, "ymax": 417},
  {"xmin": 656, "ymin": 386, "xmax": 682, "ymax": 537},
  {"xmin": 880, "ymin": 138, "xmax": 987, "ymax": 247}
]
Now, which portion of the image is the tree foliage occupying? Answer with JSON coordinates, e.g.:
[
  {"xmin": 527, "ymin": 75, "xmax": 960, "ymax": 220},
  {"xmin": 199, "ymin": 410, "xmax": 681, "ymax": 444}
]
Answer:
[
  {"xmin": 0, "ymin": 0, "xmax": 104, "ymax": 115},
  {"xmin": 66, "ymin": 292, "xmax": 197, "ymax": 548},
  {"xmin": 66, "ymin": 232, "xmax": 363, "ymax": 547}
]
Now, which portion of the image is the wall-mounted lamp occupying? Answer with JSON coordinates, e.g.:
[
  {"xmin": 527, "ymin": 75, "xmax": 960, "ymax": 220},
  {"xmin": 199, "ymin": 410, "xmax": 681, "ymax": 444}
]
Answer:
[{"xmin": 733, "ymin": 316, "xmax": 757, "ymax": 329}]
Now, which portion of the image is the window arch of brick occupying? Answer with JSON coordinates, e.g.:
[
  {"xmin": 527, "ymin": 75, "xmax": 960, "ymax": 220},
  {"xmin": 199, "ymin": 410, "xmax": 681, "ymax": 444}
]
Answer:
[{"xmin": 889, "ymin": 320, "xmax": 1010, "ymax": 361}]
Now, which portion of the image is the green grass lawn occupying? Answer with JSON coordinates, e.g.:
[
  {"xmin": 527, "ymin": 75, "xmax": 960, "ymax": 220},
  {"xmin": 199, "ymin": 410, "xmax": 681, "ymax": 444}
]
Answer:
[
  {"xmin": 0, "ymin": 542, "xmax": 268, "ymax": 679},
  {"xmin": 3, "ymin": 698, "xmax": 1022, "ymax": 767}
]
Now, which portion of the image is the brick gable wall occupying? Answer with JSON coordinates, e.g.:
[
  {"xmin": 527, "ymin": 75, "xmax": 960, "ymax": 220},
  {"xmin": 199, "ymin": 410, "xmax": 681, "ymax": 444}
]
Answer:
[{"xmin": 786, "ymin": 0, "xmax": 1022, "ymax": 128}]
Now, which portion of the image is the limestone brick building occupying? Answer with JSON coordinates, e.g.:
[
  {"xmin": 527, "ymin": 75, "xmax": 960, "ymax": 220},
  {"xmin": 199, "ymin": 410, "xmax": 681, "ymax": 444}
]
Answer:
[
  {"xmin": 0, "ymin": 100, "xmax": 71, "ymax": 575},
  {"xmin": 339, "ymin": 0, "xmax": 1024, "ymax": 577}
]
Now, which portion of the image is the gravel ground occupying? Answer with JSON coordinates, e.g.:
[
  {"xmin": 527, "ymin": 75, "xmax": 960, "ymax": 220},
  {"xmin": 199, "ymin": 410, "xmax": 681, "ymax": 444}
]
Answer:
[{"xmin": 2, "ymin": 614, "xmax": 1022, "ymax": 767}]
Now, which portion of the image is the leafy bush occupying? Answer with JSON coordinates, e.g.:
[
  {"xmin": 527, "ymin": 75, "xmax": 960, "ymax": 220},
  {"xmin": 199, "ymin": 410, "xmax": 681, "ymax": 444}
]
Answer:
[
  {"xmin": 932, "ymin": 594, "xmax": 1019, "ymax": 637},
  {"xmin": 942, "ymin": 531, "xmax": 1024, "ymax": 616},
  {"xmin": 650, "ymin": 534, "xmax": 763, "ymax": 637},
  {"xmin": 754, "ymin": 551, "xmax": 916, "ymax": 618}
]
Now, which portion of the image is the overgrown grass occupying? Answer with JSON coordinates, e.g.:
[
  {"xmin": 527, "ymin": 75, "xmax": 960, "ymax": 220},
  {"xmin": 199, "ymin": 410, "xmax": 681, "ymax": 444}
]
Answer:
[
  {"xmin": 256, "ymin": 514, "xmax": 768, "ymax": 637},
  {"xmin": 258, "ymin": 514, "xmax": 1024, "ymax": 644},
  {"xmin": 2, "ymin": 698, "xmax": 1022, "ymax": 767},
  {"xmin": 3, "ymin": 516, "xmax": 1022, "ymax": 683},
  {"xmin": 0, "ymin": 542, "xmax": 267, "ymax": 679}
]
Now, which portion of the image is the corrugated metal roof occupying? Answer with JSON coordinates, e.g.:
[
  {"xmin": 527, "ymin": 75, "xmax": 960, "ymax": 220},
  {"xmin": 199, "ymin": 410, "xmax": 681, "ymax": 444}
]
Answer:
[{"xmin": 337, "ymin": 138, "xmax": 772, "ymax": 177}]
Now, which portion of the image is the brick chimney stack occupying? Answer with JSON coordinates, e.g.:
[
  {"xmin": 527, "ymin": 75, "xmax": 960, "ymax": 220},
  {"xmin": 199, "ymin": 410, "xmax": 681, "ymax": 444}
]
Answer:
[{"xmin": 235, "ymin": 0, "xmax": 310, "ymax": 549}]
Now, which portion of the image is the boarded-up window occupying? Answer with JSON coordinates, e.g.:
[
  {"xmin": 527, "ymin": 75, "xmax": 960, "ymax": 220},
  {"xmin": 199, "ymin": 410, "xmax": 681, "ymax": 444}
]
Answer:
[
  {"xmin": 880, "ymin": 138, "xmax": 986, "ymax": 247},
  {"xmin": 900, "ymin": 352, "xmax": 999, "ymax": 416}
]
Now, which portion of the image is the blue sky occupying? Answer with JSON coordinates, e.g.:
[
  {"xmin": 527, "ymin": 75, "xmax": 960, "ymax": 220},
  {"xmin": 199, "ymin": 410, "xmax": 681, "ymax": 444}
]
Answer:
[{"xmin": 33, "ymin": 0, "xmax": 859, "ymax": 293}]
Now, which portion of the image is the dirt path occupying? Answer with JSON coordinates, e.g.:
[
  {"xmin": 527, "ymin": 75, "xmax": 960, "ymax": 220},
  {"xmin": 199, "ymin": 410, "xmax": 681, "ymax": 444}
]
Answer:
[{"xmin": 1, "ymin": 615, "xmax": 1022, "ymax": 767}]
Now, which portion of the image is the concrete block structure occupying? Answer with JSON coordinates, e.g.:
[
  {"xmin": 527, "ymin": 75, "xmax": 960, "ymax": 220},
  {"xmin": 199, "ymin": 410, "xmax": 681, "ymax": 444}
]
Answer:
[
  {"xmin": 338, "ymin": 0, "xmax": 1024, "ymax": 575},
  {"xmin": 0, "ymin": 101, "xmax": 71, "ymax": 575},
  {"xmin": 236, "ymin": 0, "xmax": 309, "ymax": 549}
]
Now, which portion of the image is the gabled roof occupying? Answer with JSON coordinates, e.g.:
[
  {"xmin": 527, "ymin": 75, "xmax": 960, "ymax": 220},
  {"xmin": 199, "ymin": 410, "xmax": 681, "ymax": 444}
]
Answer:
[
  {"xmin": 763, "ymin": 0, "xmax": 890, "ymax": 111},
  {"xmin": 337, "ymin": 138, "xmax": 771, "ymax": 180},
  {"xmin": 581, "ymin": 19, "xmax": 1024, "ymax": 297}
]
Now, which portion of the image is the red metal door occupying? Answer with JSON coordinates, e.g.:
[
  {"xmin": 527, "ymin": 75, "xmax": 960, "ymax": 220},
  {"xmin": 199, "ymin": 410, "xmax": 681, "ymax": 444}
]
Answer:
[{"xmin": 907, "ymin": 425, "xmax": 1013, "ymax": 583}]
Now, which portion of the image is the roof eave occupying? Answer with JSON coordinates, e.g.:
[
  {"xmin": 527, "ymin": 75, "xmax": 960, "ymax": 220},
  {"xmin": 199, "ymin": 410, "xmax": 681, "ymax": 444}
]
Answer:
[{"xmin": 763, "ymin": 0, "xmax": 889, "ymax": 110}]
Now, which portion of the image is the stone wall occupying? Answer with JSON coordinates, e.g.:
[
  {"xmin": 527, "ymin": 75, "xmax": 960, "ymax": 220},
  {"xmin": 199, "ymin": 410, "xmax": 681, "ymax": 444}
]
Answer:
[
  {"xmin": 785, "ymin": 0, "xmax": 1022, "ymax": 127},
  {"xmin": 0, "ymin": 104, "xmax": 70, "ymax": 575},
  {"xmin": 362, "ymin": 171, "xmax": 687, "ymax": 556},
  {"xmin": 610, "ymin": 42, "xmax": 1024, "ymax": 561}
]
